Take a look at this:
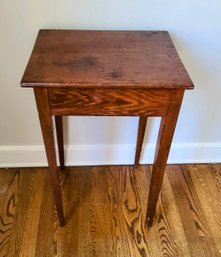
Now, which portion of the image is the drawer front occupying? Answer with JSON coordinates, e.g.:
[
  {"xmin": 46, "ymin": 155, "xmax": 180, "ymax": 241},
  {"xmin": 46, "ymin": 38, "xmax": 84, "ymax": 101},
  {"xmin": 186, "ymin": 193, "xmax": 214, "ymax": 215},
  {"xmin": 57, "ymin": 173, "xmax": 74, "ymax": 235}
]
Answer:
[{"xmin": 49, "ymin": 88, "xmax": 169, "ymax": 116}]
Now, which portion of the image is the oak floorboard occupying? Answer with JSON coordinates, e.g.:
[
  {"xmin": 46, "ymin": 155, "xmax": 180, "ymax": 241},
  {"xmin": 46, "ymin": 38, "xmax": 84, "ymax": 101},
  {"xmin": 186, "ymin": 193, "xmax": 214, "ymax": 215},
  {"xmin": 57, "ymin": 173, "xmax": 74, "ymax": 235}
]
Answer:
[
  {"xmin": 167, "ymin": 164, "xmax": 220, "ymax": 257},
  {"xmin": 18, "ymin": 168, "xmax": 44, "ymax": 257},
  {"xmin": 0, "ymin": 164, "xmax": 220, "ymax": 257},
  {"xmin": 185, "ymin": 164, "xmax": 221, "ymax": 256},
  {"xmin": 155, "ymin": 171, "xmax": 191, "ymax": 257},
  {"xmin": 0, "ymin": 169, "xmax": 18, "ymax": 257}
]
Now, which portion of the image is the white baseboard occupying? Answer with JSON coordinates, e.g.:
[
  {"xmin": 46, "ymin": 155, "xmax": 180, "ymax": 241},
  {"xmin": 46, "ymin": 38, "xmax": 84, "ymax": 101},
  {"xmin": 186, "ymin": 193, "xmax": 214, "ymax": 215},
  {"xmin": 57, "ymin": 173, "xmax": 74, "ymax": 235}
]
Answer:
[{"xmin": 0, "ymin": 143, "xmax": 220, "ymax": 168}]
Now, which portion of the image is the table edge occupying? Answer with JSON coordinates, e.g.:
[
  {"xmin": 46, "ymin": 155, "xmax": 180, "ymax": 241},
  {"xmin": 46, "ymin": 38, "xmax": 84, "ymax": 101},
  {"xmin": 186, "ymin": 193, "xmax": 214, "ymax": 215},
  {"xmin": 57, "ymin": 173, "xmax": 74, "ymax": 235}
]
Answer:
[{"xmin": 20, "ymin": 82, "xmax": 194, "ymax": 90}]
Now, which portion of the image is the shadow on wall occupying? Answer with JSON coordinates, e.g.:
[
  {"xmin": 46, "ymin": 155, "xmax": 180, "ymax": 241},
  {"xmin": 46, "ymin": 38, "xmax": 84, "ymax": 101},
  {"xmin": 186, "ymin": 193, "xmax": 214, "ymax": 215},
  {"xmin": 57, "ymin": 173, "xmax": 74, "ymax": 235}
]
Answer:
[{"xmin": 62, "ymin": 116, "xmax": 161, "ymax": 164}]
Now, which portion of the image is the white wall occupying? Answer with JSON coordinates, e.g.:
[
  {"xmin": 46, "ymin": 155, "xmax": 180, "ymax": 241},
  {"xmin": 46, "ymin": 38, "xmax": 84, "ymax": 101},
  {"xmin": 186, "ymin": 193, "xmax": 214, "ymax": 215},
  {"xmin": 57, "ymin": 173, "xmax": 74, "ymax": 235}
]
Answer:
[{"xmin": 0, "ymin": 0, "xmax": 221, "ymax": 166}]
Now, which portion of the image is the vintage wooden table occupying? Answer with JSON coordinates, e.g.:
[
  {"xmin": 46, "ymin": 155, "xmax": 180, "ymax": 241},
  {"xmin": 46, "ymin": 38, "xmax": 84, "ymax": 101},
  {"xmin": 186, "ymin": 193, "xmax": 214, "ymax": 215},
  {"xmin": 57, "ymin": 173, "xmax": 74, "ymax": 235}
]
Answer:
[{"xmin": 21, "ymin": 30, "xmax": 193, "ymax": 227}]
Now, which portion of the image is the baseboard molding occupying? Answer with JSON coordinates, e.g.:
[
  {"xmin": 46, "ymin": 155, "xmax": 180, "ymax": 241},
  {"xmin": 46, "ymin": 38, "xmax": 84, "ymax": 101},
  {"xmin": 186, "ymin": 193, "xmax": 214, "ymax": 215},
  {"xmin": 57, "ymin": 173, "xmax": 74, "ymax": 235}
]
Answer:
[{"xmin": 0, "ymin": 143, "xmax": 220, "ymax": 167}]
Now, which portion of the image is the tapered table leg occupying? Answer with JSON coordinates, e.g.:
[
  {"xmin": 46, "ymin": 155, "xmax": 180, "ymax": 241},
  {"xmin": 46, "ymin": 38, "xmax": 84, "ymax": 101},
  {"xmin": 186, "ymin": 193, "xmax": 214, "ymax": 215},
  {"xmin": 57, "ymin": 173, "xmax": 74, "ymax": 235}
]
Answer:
[
  {"xmin": 55, "ymin": 116, "xmax": 65, "ymax": 169},
  {"xmin": 146, "ymin": 90, "xmax": 184, "ymax": 227},
  {"xmin": 34, "ymin": 88, "xmax": 65, "ymax": 226},
  {"xmin": 134, "ymin": 117, "xmax": 147, "ymax": 167}
]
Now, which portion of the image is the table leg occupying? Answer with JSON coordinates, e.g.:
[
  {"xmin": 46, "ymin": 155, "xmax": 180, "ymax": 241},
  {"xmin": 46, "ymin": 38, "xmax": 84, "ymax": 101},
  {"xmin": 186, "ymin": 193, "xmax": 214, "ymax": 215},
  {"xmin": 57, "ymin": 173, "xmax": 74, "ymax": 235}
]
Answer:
[
  {"xmin": 55, "ymin": 116, "xmax": 65, "ymax": 169},
  {"xmin": 145, "ymin": 90, "xmax": 184, "ymax": 227},
  {"xmin": 34, "ymin": 88, "xmax": 65, "ymax": 226},
  {"xmin": 134, "ymin": 117, "xmax": 147, "ymax": 167}
]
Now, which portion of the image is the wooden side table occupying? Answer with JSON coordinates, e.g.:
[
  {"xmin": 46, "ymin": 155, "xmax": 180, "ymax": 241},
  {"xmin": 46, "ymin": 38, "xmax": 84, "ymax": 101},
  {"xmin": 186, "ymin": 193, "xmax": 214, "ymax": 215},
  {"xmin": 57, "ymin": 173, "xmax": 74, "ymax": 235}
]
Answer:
[{"xmin": 21, "ymin": 30, "xmax": 193, "ymax": 227}]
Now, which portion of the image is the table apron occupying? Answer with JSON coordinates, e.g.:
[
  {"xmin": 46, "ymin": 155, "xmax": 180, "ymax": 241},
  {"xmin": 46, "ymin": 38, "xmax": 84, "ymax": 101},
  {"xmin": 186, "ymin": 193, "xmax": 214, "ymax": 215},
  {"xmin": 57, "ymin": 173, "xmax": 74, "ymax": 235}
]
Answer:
[{"xmin": 48, "ymin": 88, "xmax": 172, "ymax": 116}]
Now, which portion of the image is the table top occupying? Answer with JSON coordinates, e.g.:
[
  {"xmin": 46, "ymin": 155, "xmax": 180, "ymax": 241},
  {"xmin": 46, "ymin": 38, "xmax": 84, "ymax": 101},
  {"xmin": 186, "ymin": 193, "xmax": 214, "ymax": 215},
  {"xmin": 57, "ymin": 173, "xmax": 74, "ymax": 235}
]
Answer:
[{"xmin": 21, "ymin": 30, "xmax": 193, "ymax": 90}]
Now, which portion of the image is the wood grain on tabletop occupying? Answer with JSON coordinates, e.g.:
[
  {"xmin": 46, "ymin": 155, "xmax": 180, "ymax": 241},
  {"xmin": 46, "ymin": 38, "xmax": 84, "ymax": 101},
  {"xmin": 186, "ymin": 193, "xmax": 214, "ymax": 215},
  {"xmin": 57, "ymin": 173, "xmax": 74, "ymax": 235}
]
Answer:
[{"xmin": 20, "ymin": 30, "xmax": 193, "ymax": 89}]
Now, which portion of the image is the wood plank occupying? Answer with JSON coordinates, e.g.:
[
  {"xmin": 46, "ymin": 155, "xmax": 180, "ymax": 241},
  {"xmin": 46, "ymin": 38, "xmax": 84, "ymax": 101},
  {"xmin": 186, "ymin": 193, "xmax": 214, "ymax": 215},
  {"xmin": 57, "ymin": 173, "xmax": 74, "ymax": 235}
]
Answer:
[
  {"xmin": 18, "ymin": 168, "xmax": 44, "ymax": 257},
  {"xmin": 0, "ymin": 169, "xmax": 18, "ymax": 257},
  {"xmin": 34, "ymin": 169, "xmax": 55, "ymax": 257},
  {"xmin": 167, "ymin": 164, "xmax": 220, "ymax": 257},
  {"xmin": 185, "ymin": 164, "xmax": 221, "ymax": 255},
  {"xmin": 0, "ymin": 164, "xmax": 220, "ymax": 256},
  {"xmin": 153, "ymin": 168, "xmax": 192, "ymax": 257}
]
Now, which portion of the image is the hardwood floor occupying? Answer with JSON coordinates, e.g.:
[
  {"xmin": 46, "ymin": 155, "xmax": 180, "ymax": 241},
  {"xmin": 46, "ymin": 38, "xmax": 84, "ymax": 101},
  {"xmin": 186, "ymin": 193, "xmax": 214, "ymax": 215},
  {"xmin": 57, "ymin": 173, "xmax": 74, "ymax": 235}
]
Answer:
[{"xmin": 0, "ymin": 164, "xmax": 220, "ymax": 257}]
